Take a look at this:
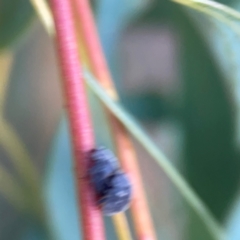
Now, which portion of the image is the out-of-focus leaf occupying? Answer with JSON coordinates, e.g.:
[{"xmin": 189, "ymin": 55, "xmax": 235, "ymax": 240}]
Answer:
[
  {"xmin": 96, "ymin": 0, "xmax": 147, "ymax": 90},
  {"xmin": 175, "ymin": 4, "xmax": 240, "ymax": 240},
  {"xmin": 21, "ymin": 218, "xmax": 50, "ymax": 240},
  {"xmin": 189, "ymin": 15, "xmax": 240, "ymax": 239},
  {"xmin": 172, "ymin": 0, "xmax": 240, "ymax": 35},
  {"xmin": 133, "ymin": 0, "xmax": 240, "ymax": 233},
  {"xmin": 176, "ymin": 0, "xmax": 240, "ymax": 148},
  {"xmin": 0, "ymin": 0, "xmax": 35, "ymax": 50},
  {"xmin": 172, "ymin": 3, "xmax": 240, "ymax": 240},
  {"xmin": 121, "ymin": 92, "xmax": 175, "ymax": 122},
  {"xmin": 178, "ymin": 6, "xmax": 240, "ymax": 221},
  {"xmin": 171, "ymin": 0, "xmax": 240, "ymax": 151},
  {"xmin": 44, "ymin": 116, "xmax": 81, "ymax": 240},
  {"xmin": 215, "ymin": 0, "xmax": 238, "ymax": 5},
  {"xmin": 226, "ymin": 193, "xmax": 240, "ymax": 240}
]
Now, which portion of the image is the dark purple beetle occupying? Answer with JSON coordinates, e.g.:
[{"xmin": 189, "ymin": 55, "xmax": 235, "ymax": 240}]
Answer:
[{"xmin": 89, "ymin": 147, "xmax": 132, "ymax": 216}]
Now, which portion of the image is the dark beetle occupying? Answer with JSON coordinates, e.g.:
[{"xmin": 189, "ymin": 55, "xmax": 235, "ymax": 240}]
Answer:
[{"xmin": 89, "ymin": 147, "xmax": 132, "ymax": 216}]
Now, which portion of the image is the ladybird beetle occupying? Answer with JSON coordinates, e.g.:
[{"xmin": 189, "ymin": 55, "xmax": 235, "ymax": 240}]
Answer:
[{"xmin": 89, "ymin": 147, "xmax": 132, "ymax": 216}]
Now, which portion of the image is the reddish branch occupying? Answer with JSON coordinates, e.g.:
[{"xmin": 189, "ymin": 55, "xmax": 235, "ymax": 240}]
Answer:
[
  {"xmin": 49, "ymin": 0, "xmax": 105, "ymax": 239},
  {"xmin": 71, "ymin": 0, "xmax": 116, "ymax": 98},
  {"xmin": 71, "ymin": 0, "xmax": 157, "ymax": 239}
]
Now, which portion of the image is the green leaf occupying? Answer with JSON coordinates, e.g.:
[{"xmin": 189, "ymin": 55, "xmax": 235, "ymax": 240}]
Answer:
[
  {"xmin": 0, "ymin": 0, "xmax": 35, "ymax": 50},
  {"xmin": 121, "ymin": 92, "xmax": 175, "ymax": 122},
  {"xmin": 179, "ymin": 9, "xmax": 240, "ymax": 221},
  {"xmin": 134, "ymin": 1, "xmax": 240, "ymax": 238},
  {"xmin": 44, "ymin": 117, "xmax": 82, "ymax": 240},
  {"xmin": 171, "ymin": 0, "xmax": 240, "ymax": 220},
  {"xmin": 173, "ymin": 0, "xmax": 240, "ymax": 22}
]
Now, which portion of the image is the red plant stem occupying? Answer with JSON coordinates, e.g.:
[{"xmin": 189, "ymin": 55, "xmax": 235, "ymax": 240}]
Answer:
[
  {"xmin": 112, "ymin": 121, "xmax": 157, "ymax": 240},
  {"xmin": 72, "ymin": 0, "xmax": 157, "ymax": 239},
  {"xmin": 72, "ymin": 0, "xmax": 116, "ymax": 98},
  {"xmin": 49, "ymin": 0, "xmax": 105, "ymax": 239}
]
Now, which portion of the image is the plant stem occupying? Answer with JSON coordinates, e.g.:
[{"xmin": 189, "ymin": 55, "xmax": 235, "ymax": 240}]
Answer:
[
  {"xmin": 49, "ymin": 0, "xmax": 105, "ymax": 239},
  {"xmin": 112, "ymin": 214, "xmax": 133, "ymax": 240},
  {"xmin": 70, "ymin": 0, "xmax": 116, "ymax": 99}
]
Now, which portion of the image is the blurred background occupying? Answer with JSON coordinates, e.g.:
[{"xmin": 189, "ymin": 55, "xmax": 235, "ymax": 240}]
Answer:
[{"xmin": 1, "ymin": 0, "xmax": 240, "ymax": 239}]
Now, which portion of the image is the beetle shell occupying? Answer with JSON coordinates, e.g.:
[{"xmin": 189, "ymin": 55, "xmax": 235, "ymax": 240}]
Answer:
[{"xmin": 89, "ymin": 147, "xmax": 132, "ymax": 216}]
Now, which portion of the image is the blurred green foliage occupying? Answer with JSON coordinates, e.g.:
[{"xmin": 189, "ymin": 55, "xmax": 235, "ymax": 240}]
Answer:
[
  {"xmin": 0, "ymin": 0, "xmax": 34, "ymax": 50},
  {"xmin": 122, "ymin": 92, "xmax": 175, "ymax": 122},
  {"xmin": 1, "ymin": 0, "xmax": 240, "ymax": 239},
  {"xmin": 123, "ymin": 0, "xmax": 240, "ymax": 239}
]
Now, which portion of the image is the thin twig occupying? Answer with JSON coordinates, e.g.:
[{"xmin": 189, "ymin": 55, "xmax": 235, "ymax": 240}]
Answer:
[
  {"xmin": 49, "ymin": 0, "xmax": 105, "ymax": 239},
  {"xmin": 112, "ymin": 214, "xmax": 133, "ymax": 240}
]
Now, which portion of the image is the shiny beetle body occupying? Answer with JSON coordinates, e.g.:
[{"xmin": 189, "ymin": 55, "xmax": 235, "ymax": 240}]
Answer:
[{"xmin": 89, "ymin": 147, "xmax": 132, "ymax": 216}]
